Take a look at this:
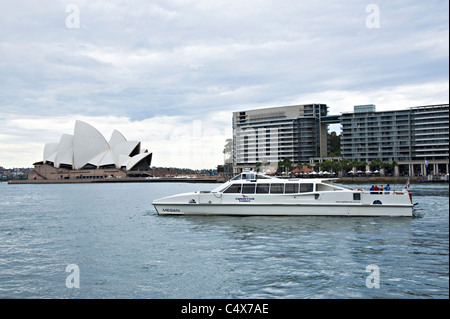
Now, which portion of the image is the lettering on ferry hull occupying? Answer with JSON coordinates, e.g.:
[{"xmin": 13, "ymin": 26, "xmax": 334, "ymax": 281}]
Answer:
[
  {"xmin": 235, "ymin": 195, "xmax": 255, "ymax": 203},
  {"xmin": 162, "ymin": 208, "xmax": 181, "ymax": 213}
]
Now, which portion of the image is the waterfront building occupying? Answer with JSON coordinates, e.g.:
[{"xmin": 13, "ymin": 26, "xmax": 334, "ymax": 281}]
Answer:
[
  {"xmin": 232, "ymin": 103, "xmax": 448, "ymax": 177},
  {"xmin": 341, "ymin": 104, "xmax": 449, "ymax": 176},
  {"xmin": 232, "ymin": 104, "xmax": 332, "ymax": 173},
  {"xmin": 30, "ymin": 120, "xmax": 152, "ymax": 180}
]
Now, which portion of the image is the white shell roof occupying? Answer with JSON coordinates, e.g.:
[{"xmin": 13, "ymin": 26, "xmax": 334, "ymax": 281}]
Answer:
[
  {"xmin": 55, "ymin": 134, "xmax": 74, "ymax": 168},
  {"xmin": 126, "ymin": 152, "xmax": 152, "ymax": 170},
  {"xmin": 119, "ymin": 154, "xmax": 131, "ymax": 167},
  {"xmin": 109, "ymin": 129, "xmax": 127, "ymax": 148},
  {"xmin": 99, "ymin": 150, "xmax": 115, "ymax": 167},
  {"xmin": 112, "ymin": 141, "xmax": 140, "ymax": 166},
  {"xmin": 73, "ymin": 120, "xmax": 111, "ymax": 169},
  {"xmin": 86, "ymin": 150, "xmax": 108, "ymax": 167},
  {"xmin": 44, "ymin": 143, "xmax": 59, "ymax": 163},
  {"xmin": 42, "ymin": 120, "xmax": 151, "ymax": 171}
]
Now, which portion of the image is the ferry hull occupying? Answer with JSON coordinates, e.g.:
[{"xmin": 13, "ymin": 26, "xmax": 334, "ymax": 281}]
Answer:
[{"xmin": 153, "ymin": 203, "xmax": 413, "ymax": 217}]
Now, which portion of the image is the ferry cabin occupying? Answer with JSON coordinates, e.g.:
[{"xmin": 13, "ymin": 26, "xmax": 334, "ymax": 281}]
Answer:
[
  {"xmin": 208, "ymin": 172, "xmax": 412, "ymax": 208},
  {"xmin": 214, "ymin": 173, "xmax": 359, "ymax": 204}
]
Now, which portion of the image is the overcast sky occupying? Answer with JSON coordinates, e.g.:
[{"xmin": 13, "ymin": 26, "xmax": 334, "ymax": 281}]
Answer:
[{"xmin": 0, "ymin": 0, "xmax": 448, "ymax": 169}]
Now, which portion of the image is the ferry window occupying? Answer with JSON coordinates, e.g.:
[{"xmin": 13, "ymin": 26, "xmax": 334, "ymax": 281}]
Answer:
[
  {"xmin": 300, "ymin": 183, "xmax": 314, "ymax": 193},
  {"xmin": 316, "ymin": 183, "xmax": 334, "ymax": 192},
  {"xmin": 224, "ymin": 184, "xmax": 242, "ymax": 193},
  {"xmin": 353, "ymin": 193, "xmax": 361, "ymax": 201},
  {"xmin": 256, "ymin": 184, "xmax": 270, "ymax": 194},
  {"xmin": 285, "ymin": 183, "xmax": 299, "ymax": 194},
  {"xmin": 270, "ymin": 183, "xmax": 284, "ymax": 194},
  {"xmin": 242, "ymin": 184, "xmax": 256, "ymax": 194}
]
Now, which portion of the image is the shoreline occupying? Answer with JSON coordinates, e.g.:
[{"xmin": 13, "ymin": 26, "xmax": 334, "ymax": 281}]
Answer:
[
  {"xmin": 335, "ymin": 176, "xmax": 448, "ymax": 184},
  {"xmin": 7, "ymin": 177, "xmax": 224, "ymax": 184},
  {"xmin": 7, "ymin": 176, "xmax": 448, "ymax": 185}
]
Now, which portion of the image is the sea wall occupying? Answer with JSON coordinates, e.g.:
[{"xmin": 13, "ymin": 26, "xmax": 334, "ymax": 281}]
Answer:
[
  {"xmin": 8, "ymin": 175, "xmax": 449, "ymax": 185},
  {"xmin": 336, "ymin": 176, "xmax": 447, "ymax": 184}
]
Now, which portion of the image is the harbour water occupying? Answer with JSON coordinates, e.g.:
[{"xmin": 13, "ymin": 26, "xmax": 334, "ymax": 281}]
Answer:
[{"xmin": 0, "ymin": 181, "xmax": 448, "ymax": 299}]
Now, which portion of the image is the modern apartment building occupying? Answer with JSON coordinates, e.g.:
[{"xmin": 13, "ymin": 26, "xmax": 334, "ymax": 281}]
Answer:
[
  {"xmin": 232, "ymin": 104, "xmax": 331, "ymax": 173},
  {"xmin": 232, "ymin": 103, "xmax": 448, "ymax": 176},
  {"xmin": 341, "ymin": 104, "xmax": 411, "ymax": 162},
  {"xmin": 410, "ymin": 105, "xmax": 449, "ymax": 161},
  {"xmin": 341, "ymin": 104, "xmax": 449, "ymax": 175}
]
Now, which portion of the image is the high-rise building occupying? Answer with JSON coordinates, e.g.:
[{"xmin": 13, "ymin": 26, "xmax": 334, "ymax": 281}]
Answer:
[
  {"xmin": 341, "ymin": 105, "xmax": 412, "ymax": 162},
  {"xmin": 232, "ymin": 103, "xmax": 449, "ymax": 176},
  {"xmin": 410, "ymin": 105, "xmax": 449, "ymax": 161},
  {"xmin": 341, "ymin": 104, "xmax": 449, "ymax": 175},
  {"xmin": 232, "ymin": 104, "xmax": 330, "ymax": 173}
]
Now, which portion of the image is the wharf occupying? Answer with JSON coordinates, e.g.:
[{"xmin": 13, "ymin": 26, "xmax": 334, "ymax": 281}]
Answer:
[
  {"xmin": 335, "ymin": 176, "xmax": 448, "ymax": 184},
  {"xmin": 8, "ymin": 176, "xmax": 448, "ymax": 185}
]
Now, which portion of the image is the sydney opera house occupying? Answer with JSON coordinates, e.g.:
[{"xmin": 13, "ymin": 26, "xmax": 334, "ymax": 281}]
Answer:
[{"xmin": 29, "ymin": 120, "xmax": 152, "ymax": 180}]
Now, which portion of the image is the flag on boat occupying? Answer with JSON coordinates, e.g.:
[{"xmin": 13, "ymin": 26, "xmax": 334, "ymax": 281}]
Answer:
[{"xmin": 404, "ymin": 178, "xmax": 410, "ymax": 190}]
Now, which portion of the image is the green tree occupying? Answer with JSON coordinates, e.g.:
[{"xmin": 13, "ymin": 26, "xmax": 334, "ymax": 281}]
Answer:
[
  {"xmin": 352, "ymin": 160, "xmax": 366, "ymax": 171},
  {"xmin": 277, "ymin": 157, "xmax": 292, "ymax": 174},
  {"xmin": 381, "ymin": 160, "xmax": 398, "ymax": 175},
  {"xmin": 340, "ymin": 159, "xmax": 352, "ymax": 172},
  {"xmin": 328, "ymin": 131, "xmax": 341, "ymax": 156},
  {"xmin": 369, "ymin": 158, "xmax": 383, "ymax": 171},
  {"xmin": 331, "ymin": 161, "xmax": 341, "ymax": 174},
  {"xmin": 321, "ymin": 160, "xmax": 333, "ymax": 172}
]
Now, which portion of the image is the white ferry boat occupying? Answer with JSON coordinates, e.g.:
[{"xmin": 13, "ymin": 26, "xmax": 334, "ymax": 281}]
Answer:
[{"xmin": 152, "ymin": 171, "xmax": 415, "ymax": 217}]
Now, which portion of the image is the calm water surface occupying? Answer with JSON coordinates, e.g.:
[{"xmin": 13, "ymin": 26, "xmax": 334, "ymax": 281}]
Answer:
[{"xmin": 0, "ymin": 181, "xmax": 448, "ymax": 299}]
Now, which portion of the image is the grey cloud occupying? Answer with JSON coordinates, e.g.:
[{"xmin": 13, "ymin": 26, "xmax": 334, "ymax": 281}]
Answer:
[{"xmin": 0, "ymin": 0, "xmax": 447, "ymax": 121}]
